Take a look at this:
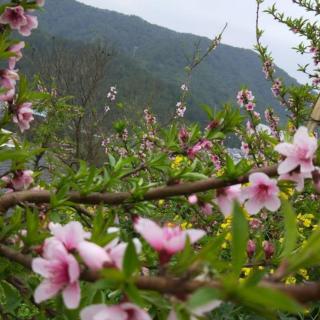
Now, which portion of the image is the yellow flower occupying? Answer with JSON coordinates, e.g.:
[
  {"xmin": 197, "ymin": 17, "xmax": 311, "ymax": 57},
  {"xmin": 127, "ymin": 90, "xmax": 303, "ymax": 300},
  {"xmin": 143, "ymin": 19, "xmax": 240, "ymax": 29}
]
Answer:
[
  {"xmin": 181, "ymin": 222, "xmax": 193, "ymax": 230},
  {"xmin": 221, "ymin": 242, "xmax": 228, "ymax": 249},
  {"xmin": 285, "ymin": 276, "xmax": 296, "ymax": 285},
  {"xmin": 241, "ymin": 268, "xmax": 252, "ymax": 277},
  {"xmin": 158, "ymin": 199, "xmax": 165, "ymax": 206},
  {"xmin": 225, "ymin": 232, "xmax": 232, "ymax": 241},
  {"xmin": 171, "ymin": 155, "xmax": 185, "ymax": 169},
  {"xmin": 298, "ymin": 268, "xmax": 309, "ymax": 280},
  {"xmin": 216, "ymin": 169, "xmax": 225, "ymax": 177},
  {"xmin": 280, "ymin": 192, "xmax": 288, "ymax": 200},
  {"xmin": 221, "ymin": 222, "xmax": 230, "ymax": 230},
  {"xmin": 303, "ymin": 219, "xmax": 312, "ymax": 228}
]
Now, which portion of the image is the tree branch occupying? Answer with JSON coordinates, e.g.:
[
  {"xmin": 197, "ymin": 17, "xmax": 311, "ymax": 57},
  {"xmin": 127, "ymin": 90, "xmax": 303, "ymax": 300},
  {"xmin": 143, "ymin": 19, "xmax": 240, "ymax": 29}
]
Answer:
[
  {"xmin": 0, "ymin": 165, "xmax": 278, "ymax": 212},
  {"xmin": 0, "ymin": 243, "xmax": 320, "ymax": 304}
]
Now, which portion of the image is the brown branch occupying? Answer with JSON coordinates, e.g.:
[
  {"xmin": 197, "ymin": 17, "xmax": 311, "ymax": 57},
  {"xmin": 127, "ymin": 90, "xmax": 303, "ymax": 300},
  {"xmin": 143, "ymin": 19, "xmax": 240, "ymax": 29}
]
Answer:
[
  {"xmin": 0, "ymin": 165, "xmax": 278, "ymax": 213},
  {"xmin": 0, "ymin": 243, "xmax": 320, "ymax": 304}
]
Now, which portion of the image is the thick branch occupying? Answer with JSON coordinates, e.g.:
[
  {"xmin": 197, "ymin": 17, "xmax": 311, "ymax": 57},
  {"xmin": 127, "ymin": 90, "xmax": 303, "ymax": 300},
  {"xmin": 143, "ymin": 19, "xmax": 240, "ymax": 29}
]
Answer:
[
  {"xmin": 0, "ymin": 165, "xmax": 278, "ymax": 212},
  {"xmin": 0, "ymin": 243, "xmax": 320, "ymax": 304}
]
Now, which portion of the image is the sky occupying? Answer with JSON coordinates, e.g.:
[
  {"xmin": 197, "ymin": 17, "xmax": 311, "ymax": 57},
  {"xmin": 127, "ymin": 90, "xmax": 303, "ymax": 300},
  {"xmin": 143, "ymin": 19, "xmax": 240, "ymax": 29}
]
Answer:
[{"xmin": 77, "ymin": 0, "xmax": 315, "ymax": 83}]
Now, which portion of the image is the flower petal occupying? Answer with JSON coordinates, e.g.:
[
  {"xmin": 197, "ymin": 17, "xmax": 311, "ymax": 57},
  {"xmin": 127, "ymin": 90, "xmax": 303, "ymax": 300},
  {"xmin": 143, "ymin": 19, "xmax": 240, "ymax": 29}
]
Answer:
[
  {"xmin": 34, "ymin": 280, "xmax": 63, "ymax": 304},
  {"xmin": 134, "ymin": 217, "xmax": 164, "ymax": 251},
  {"xmin": 62, "ymin": 281, "xmax": 81, "ymax": 309},
  {"xmin": 32, "ymin": 257, "xmax": 51, "ymax": 277},
  {"xmin": 77, "ymin": 241, "xmax": 111, "ymax": 271}
]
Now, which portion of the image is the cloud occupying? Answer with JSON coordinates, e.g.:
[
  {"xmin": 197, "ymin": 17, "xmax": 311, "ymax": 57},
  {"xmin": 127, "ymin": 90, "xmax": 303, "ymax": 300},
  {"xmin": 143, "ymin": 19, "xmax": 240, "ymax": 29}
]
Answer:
[{"xmin": 77, "ymin": 0, "xmax": 315, "ymax": 82}]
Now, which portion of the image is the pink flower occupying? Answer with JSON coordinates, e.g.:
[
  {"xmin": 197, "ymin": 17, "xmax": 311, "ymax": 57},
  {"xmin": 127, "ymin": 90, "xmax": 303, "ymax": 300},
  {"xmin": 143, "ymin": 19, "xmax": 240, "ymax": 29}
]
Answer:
[
  {"xmin": 279, "ymin": 171, "xmax": 311, "ymax": 192},
  {"xmin": 80, "ymin": 303, "xmax": 151, "ymax": 320},
  {"xmin": 187, "ymin": 143, "xmax": 202, "ymax": 159},
  {"xmin": 188, "ymin": 194, "xmax": 198, "ymax": 204},
  {"xmin": 215, "ymin": 184, "xmax": 242, "ymax": 216},
  {"xmin": 32, "ymin": 239, "xmax": 81, "ymax": 309},
  {"xmin": 48, "ymin": 221, "xmax": 91, "ymax": 251},
  {"xmin": 77, "ymin": 238, "xmax": 142, "ymax": 272},
  {"xmin": 134, "ymin": 217, "xmax": 205, "ymax": 263},
  {"xmin": 77, "ymin": 241, "xmax": 111, "ymax": 271},
  {"xmin": 0, "ymin": 6, "xmax": 27, "ymax": 30},
  {"xmin": 105, "ymin": 238, "xmax": 142, "ymax": 269},
  {"xmin": 8, "ymin": 41, "xmax": 25, "ymax": 69},
  {"xmin": 241, "ymin": 172, "xmax": 280, "ymax": 215},
  {"xmin": 249, "ymin": 218, "xmax": 262, "ymax": 230},
  {"xmin": 0, "ymin": 69, "xmax": 19, "ymax": 89},
  {"xmin": 178, "ymin": 127, "xmax": 189, "ymax": 144},
  {"xmin": 245, "ymin": 102, "xmax": 255, "ymax": 111},
  {"xmin": 187, "ymin": 140, "xmax": 212, "ymax": 159},
  {"xmin": 275, "ymin": 127, "xmax": 317, "ymax": 175},
  {"xmin": 18, "ymin": 14, "xmax": 38, "ymax": 36},
  {"xmin": 12, "ymin": 102, "xmax": 34, "ymax": 132},
  {"xmin": 11, "ymin": 170, "xmax": 33, "ymax": 191},
  {"xmin": 200, "ymin": 203, "xmax": 213, "ymax": 215},
  {"xmin": 241, "ymin": 142, "xmax": 249, "ymax": 156}
]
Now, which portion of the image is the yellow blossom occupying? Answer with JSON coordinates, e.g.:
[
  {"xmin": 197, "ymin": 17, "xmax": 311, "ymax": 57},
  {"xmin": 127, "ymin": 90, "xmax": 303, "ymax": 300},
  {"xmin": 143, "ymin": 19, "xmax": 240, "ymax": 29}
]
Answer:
[
  {"xmin": 221, "ymin": 242, "xmax": 228, "ymax": 249},
  {"xmin": 216, "ymin": 169, "xmax": 225, "ymax": 177},
  {"xmin": 285, "ymin": 276, "xmax": 296, "ymax": 285},
  {"xmin": 171, "ymin": 155, "xmax": 185, "ymax": 169},
  {"xmin": 158, "ymin": 199, "xmax": 165, "ymax": 206},
  {"xmin": 181, "ymin": 222, "xmax": 193, "ymax": 230},
  {"xmin": 298, "ymin": 268, "xmax": 309, "ymax": 280},
  {"xmin": 225, "ymin": 232, "xmax": 232, "ymax": 241},
  {"xmin": 241, "ymin": 268, "xmax": 252, "ymax": 277}
]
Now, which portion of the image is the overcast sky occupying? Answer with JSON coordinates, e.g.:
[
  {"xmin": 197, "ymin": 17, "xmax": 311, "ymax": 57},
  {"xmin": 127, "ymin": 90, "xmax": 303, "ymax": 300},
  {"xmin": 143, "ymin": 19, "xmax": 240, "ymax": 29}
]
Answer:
[{"xmin": 77, "ymin": 0, "xmax": 314, "ymax": 83}]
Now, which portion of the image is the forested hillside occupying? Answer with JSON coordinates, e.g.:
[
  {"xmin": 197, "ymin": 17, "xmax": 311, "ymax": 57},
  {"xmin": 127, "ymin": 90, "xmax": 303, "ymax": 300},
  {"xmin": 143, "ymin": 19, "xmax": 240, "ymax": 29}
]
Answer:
[{"xmin": 18, "ymin": 0, "xmax": 297, "ymax": 124}]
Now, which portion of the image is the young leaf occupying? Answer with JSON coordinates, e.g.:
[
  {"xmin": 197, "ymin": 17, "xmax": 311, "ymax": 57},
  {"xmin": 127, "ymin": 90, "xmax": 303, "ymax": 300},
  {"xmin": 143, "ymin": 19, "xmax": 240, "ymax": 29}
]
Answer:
[
  {"xmin": 187, "ymin": 287, "xmax": 220, "ymax": 311},
  {"xmin": 123, "ymin": 240, "xmax": 139, "ymax": 278},
  {"xmin": 280, "ymin": 200, "xmax": 298, "ymax": 258},
  {"xmin": 231, "ymin": 202, "xmax": 248, "ymax": 276}
]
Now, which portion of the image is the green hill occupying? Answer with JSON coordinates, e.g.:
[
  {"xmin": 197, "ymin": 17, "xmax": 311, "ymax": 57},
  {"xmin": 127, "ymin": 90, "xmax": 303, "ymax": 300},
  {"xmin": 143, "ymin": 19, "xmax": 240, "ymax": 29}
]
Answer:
[{"xmin": 29, "ymin": 0, "xmax": 297, "ymax": 123}]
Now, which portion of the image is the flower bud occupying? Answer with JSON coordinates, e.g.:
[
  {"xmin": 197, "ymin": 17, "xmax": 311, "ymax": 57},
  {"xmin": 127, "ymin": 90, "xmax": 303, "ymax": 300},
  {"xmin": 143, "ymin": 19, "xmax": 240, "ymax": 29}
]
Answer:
[
  {"xmin": 246, "ymin": 239, "xmax": 256, "ymax": 259},
  {"xmin": 262, "ymin": 241, "xmax": 275, "ymax": 260},
  {"xmin": 178, "ymin": 127, "xmax": 189, "ymax": 144},
  {"xmin": 188, "ymin": 194, "xmax": 198, "ymax": 205}
]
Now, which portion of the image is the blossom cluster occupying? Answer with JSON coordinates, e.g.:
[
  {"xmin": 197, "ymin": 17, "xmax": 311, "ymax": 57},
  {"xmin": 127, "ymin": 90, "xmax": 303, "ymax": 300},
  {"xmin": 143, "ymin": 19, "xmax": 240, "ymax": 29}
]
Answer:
[
  {"xmin": 236, "ymin": 89, "xmax": 255, "ymax": 111},
  {"xmin": 31, "ymin": 217, "xmax": 205, "ymax": 317},
  {"xmin": 214, "ymin": 126, "xmax": 317, "ymax": 216},
  {"xmin": 0, "ymin": 2, "xmax": 44, "ymax": 132},
  {"xmin": 32, "ymin": 222, "xmax": 141, "ymax": 309}
]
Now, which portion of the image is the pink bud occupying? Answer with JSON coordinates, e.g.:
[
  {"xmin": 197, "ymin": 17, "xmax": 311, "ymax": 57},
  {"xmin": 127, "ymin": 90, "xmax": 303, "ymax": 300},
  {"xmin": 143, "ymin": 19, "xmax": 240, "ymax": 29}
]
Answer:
[
  {"xmin": 200, "ymin": 203, "xmax": 213, "ymax": 215},
  {"xmin": 188, "ymin": 194, "xmax": 198, "ymax": 204},
  {"xmin": 262, "ymin": 241, "xmax": 275, "ymax": 260},
  {"xmin": 246, "ymin": 240, "xmax": 256, "ymax": 259},
  {"xmin": 249, "ymin": 218, "xmax": 262, "ymax": 230},
  {"xmin": 178, "ymin": 127, "xmax": 189, "ymax": 144}
]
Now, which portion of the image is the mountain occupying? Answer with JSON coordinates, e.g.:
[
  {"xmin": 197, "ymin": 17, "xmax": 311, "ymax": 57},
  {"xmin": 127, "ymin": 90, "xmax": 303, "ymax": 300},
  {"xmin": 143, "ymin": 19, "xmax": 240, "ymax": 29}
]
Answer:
[{"xmin": 30, "ymin": 0, "xmax": 297, "ymax": 123}]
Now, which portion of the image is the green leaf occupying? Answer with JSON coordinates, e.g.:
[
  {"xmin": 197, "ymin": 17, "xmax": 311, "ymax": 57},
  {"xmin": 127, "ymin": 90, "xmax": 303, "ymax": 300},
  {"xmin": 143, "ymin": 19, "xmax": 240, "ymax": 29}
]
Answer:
[
  {"xmin": 280, "ymin": 200, "xmax": 298, "ymax": 258},
  {"xmin": 172, "ymin": 236, "xmax": 195, "ymax": 274},
  {"xmin": 231, "ymin": 202, "xmax": 248, "ymax": 276},
  {"xmin": 238, "ymin": 286, "xmax": 303, "ymax": 314},
  {"xmin": 123, "ymin": 241, "xmax": 139, "ymax": 278},
  {"xmin": 124, "ymin": 282, "xmax": 145, "ymax": 306},
  {"xmin": 1, "ymin": 281, "xmax": 21, "ymax": 314},
  {"xmin": 187, "ymin": 287, "xmax": 220, "ymax": 311}
]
